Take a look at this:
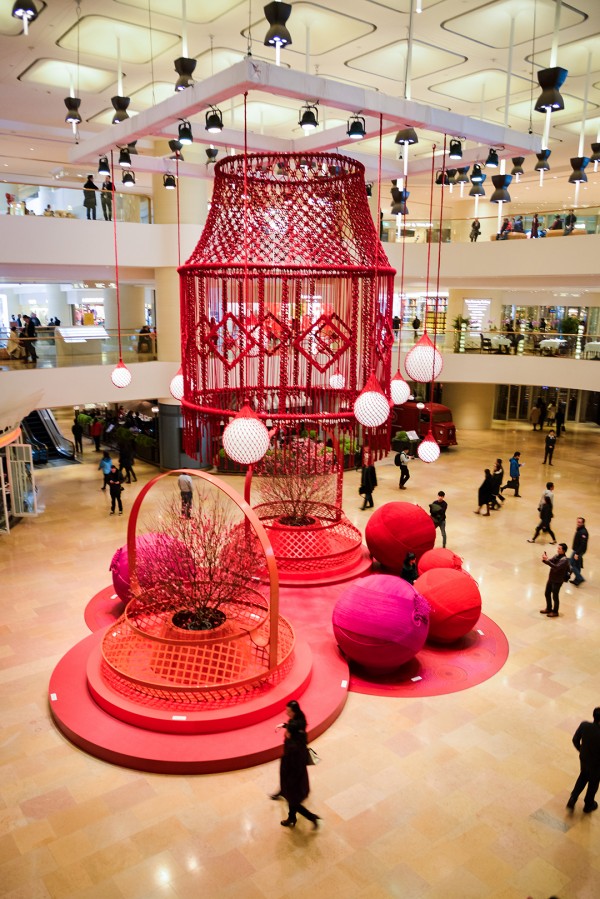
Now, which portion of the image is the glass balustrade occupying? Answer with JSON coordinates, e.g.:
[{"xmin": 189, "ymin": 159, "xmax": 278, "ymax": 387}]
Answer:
[{"xmin": 1, "ymin": 182, "xmax": 151, "ymax": 223}]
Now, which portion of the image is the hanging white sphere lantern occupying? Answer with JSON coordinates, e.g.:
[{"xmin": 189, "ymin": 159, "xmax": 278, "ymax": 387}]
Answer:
[
  {"xmin": 111, "ymin": 360, "xmax": 132, "ymax": 388},
  {"xmin": 222, "ymin": 404, "xmax": 271, "ymax": 464},
  {"xmin": 390, "ymin": 369, "xmax": 411, "ymax": 405},
  {"xmin": 170, "ymin": 367, "xmax": 184, "ymax": 400},
  {"xmin": 329, "ymin": 370, "xmax": 345, "ymax": 390},
  {"xmin": 404, "ymin": 333, "xmax": 443, "ymax": 383},
  {"xmin": 353, "ymin": 373, "xmax": 390, "ymax": 428},
  {"xmin": 417, "ymin": 430, "xmax": 441, "ymax": 463}
]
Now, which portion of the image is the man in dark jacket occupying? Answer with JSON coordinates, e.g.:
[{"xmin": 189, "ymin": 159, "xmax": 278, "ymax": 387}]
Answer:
[
  {"xmin": 566, "ymin": 707, "xmax": 600, "ymax": 813},
  {"xmin": 360, "ymin": 463, "xmax": 377, "ymax": 510},
  {"xmin": 500, "ymin": 451, "xmax": 522, "ymax": 497},
  {"xmin": 570, "ymin": 517, "xmax": 589, "ymax": 587},
  {"xmin": 108, "ymin": 465, "xmax": 124, "ymax": 515},
  {"xmin": 540, "ymin": 542, "xmax": 570, "ymax": 617},
  {"xmin": 22, "ymin": 314, "xmax": 37, "ymax": 363},
  {"xmin": 543, "ymin": 429, "xmax": 556, "ymax": 465}
]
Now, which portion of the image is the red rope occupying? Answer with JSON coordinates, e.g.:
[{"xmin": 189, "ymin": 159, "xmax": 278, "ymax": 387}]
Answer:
[
  {"xmin": 175, "ymin": 155, "xmax": 181, "ymax": 268},
  {"xmin": 110, "ymin": 150, "xmax": 123, "ymax": 363},
  {"xmin": 431, "ymin": 133, "xmax": 447, "ymax": 397},
  {"xmin": 423, "ymin": 144, "xmax": 436, "ymax": 331}
]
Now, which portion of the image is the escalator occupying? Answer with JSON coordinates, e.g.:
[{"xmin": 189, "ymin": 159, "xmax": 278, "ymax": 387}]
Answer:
[
  {"xmin": 19, "ymin": 420, "xmax": 49, "ymax": 464},
  {"xmin": 22, "ymin": 410, "xmax": 75, "ymax": 460}
]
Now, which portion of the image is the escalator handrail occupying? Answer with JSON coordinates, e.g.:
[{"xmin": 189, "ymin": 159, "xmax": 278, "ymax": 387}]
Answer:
[{"xmin": 36, "ymin": 409, "xmax": 75, "ymax": 458}]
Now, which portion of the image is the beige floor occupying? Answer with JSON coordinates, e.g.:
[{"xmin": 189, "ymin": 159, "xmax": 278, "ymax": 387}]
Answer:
[{"xmin": 1, "ymin": 418, "xmax": 598, "ymax": 899}]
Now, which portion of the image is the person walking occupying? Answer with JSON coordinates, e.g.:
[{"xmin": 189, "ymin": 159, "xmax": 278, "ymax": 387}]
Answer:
[
  {"xmin": 527, "ymin": 496, "xmax": 556, "ymax": 544},
  {"xmin": 539, "ymin": 542, "xmax": 570, "ymax": 617},
  {"xmin": 178, "ymin": 472, "xmax": 193, "ymax": 518},
  {"xmin": 118, "ymin": 442, "xmax": 137, "ymax": 483},
  {"xmin": 529, "ymin": 405, "xmax": 541, "ymax": 431},
  {"xmin": 275, "ymin": 701, "xmax": 320, "ymax": 830},
  {"xmin": 545, "ymin": 401, "xmax": 555, "ymax": 427},
  {"xmin": 108, "ymin": 464, "xmax": 124, "ymax": 515},
  {"xmin": 469, "ymin": 218, "xmax": 481, "ymax": 242},
  {"xmin": 566, "ymin": 707, "xmax": 600, "ymax": 814},
  {"xmin": 101, "ymin": 176, "xmax": 113, "ymax": 221},
  {"xmin": 98, "ymin": 451, "xmax": 113, "ymax": 491},
  {"xmin": 538, "ymin": 481, "xmax": 555, "ymax": 512},
  {"xmin": 71, "ymin": 417, "xmax": 83, "ymax": 454},
  {"xmin": 83, "ymin": 175, "xmax": 98, "ymax": 220},
  {"xmin": 90, "ymin": 417, "xmax": 104, "ymax": 451},
  {"xmin": 501, "ymin": 451, "xmax": 523, "ymax": 497},
  {"xmin": 555, "ymin": 403, "xmax": 566, "ymax": 436},
  {"xmin": 21, "ymin": 314, "xmax": 37, "ymax": 363},
  {"xmin": 490, "ymin": 459, "xmax": 504, "ymax": 508},
  {"xmin": 570, "ymin": 517, "xmax": 589, "ymax": 587},
  {"xmin": 412, "ymin": 315, "xmax": 420, "ymax": 340},
  {"xmin": 543, "ymin": 429, "xmax": 557, "ymax": 465},
  {"xmin": 398, "ymin": 449, "xmax": 410, "ymax": 490},
  {"xmin": 474, "ymin": 468, "xmax": 494, "ymax": 515},
  {"xmin": 360, "ymin": 462, "xmax": 377, "ymax": 509},
  {"xmin": 429, "ymin": 491, "xmax": 447, "ymax": 547}
]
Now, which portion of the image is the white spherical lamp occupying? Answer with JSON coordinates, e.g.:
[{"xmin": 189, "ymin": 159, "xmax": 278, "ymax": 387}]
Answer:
[
  {"xmin": 170, "ymin": 367, "xmax": 184, "ymax": 400},
  {"xmin": 390, "ymin": 370, "xmax": 411, "ymax": 406},
  {"xmin": 404, "ymin": 333, "xmax": 443, "ymax": 383},
  {"xmin": 222, "ymin": 404, "xmax": 270, "ymax": 464},
  {"xmin": 329, "ymin": 370, "xmax": 345, "ymax": 390},
  {"xmin": 417, "ymin": 430, "xmax": 441, "ymax": 463},
  {"xmin": 111, "ymin": 361, "xmax": 132, "ymax": 388},
  {"xmin": 353, "ymin": 373, "xmax": 390, "ymax": 428}
]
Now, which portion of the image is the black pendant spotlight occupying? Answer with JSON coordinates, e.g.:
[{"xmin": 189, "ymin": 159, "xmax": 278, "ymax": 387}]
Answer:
[
  {"xmin": 485, "ymin": 148, "xmax": 499, "ymax": 168},
  {"xmin": 534, "ymin": 149, "xmax": 551, "ymax": 172},
  {"xmin": 204, "ymin": 108, "xmax": 223, "ymax": 134},
  {"xmin": 179, "ymin": 119, "xmax": 194, "ymax": 144},
  {"xmin": 12, "ymin": 0, "xmax": 37, "ymax": 35},
  {"xmin": 534, "ymin": 67, "xmax": 568, "ymax": 113},
  {"xmin": 470, "ymin": 163, "xmax": 484, "ymax": 182},
  {"xmin": 511, "ymin": 157, "xmax": 525, "ymax": 177},
  {"xmin": 394, "ymin": 127, "xmax": 418, "ymax": 146},
  {"xmin": 174, "ymin": 56, "xmax": 197, "ymax": 91},
  {"xmin": 448, "ymin": 138, "xmax": 463, "ymax": 160},
  {"xmin": 298, "ymin": 102, "xmax": 319, "ymax": 131},
  {"xmin": 163, "ymin": 173, "xmax": 176, "ymax": 190},
  {"xmin": 490, "ymin": 174, "xmax": 512, "ymax": 203},
  {"xmin": 590, "ymin": 143, "xmax": 600, "ymax": 164},
  {"xmin": 346, "ymin": 114, "xmax": 366, "ymax": 140},
  {"xmin": 122, "ymin": 170, "xmax": 135, "ymax": 186},
  {"xmin": 206, "ymin": 147, "xmax": 219, "ymax": 164},
  {"xmin": 64, "ymin": 97, "xmax": 82, "ymax": 126},
  {"xmin": 168, "ymin": 139, "xmax": 184, "ymax": 161},
  {"xmin": 118, "ymin": 147, "xmax": 132, "ymax": 168},
  {"xmin": 98, "ymin": 155, "xmax": 111, "ymax": 176},
  {"xmin": 568, "ymin": 156, "xmax": 589, "ymax": 184},
  {"xmin": 111, "ymin": 96, "xmax": 130, "ymax": 124},
  {"xmin": 264, "ymin": 1, "xmax": 292, "ymax": 47},
  {"xmin": 435, "ymin": 170, "xmax": 450, "ymax": 186}
]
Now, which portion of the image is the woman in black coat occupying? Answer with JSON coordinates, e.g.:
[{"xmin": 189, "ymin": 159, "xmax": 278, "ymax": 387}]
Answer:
[
  {"xmin": 475, "ymin": 469, "xmax": 493, "ymax": 516},
  {"xmin": 490, "ymin": 459, "xmax": 504, "ymax": 509},
  {"xmin": 360, "ymin": 463, "xmax": 377, "ymax": 510},
  {"xmin": 275, "ymin": 701, "xmax": 320, "ymax": 829}
]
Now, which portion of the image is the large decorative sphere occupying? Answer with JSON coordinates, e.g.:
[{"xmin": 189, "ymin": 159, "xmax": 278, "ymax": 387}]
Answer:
[
  {"xmin": 332, "ymin": 574, "xmax": 430, "ymax": 672},
  {"xmin": 417, "ymin": 547, "xmax": 463, "ymax": 577},
  {"xmin": 222, "ymin": 404, "xmax": 270, "ymax": 464},
  {"xmin": 390, "ymin": 370, "xmax": 411, "ymax": 406},
  {"xmin": 414, "ymin": 568, "xmax": 482, "ymax": 643},
  {"xmin": 404, "ymin": 333, "xmax": 443, "ymax": 383},
  {"xmin": 111, "ymin": 361, "xmax": 132, "ymax": 388},
  {"xmin": 365, "ymin": 502, "xmax": 436, "ymax": 570},
  {"xmin": 109, "ymin": 534, "xmax": 191, "ymax": 603},
  {"xmin": 170, "ymin": 368, "xmax": 184, "ymax": 400},
  {"xmin": 329, "ymin": 370, "xmax": 345, "ymax": 390},
  {"xmin": 353, "ymin": 373, "xmax": 390, "ymax": 428},
  {"xmin": 417, "ymin": 432, "xmax": 441, "ymax": 463}
]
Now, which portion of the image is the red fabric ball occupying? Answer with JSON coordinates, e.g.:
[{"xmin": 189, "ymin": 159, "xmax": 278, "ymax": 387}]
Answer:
[
  {"xmin": 417, "ymin": 548, "xmax": 463, "ymax": 577},
  {"xmin": 365, "ymin": 502, "xmax": 436, "ymax": 571},
  {"xmin": 332, "ymin": 574, "xmax": 430, "ymax": 673},
  {"xmin": 414, "ymin": 568, "xmax": 482, "ymax": 643}
]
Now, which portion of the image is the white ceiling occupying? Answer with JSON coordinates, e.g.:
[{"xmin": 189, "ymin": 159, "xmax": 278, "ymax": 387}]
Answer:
[{"xmin": 0, "ymin": 0, "xmax": 599, "ymax": 217}]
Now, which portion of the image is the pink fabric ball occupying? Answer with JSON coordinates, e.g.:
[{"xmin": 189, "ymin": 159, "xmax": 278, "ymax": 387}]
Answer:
[
  {"xmin": 109, "ymin": 534, "xmax": 190, "ymax": 604},
  {"xmin": 414, "ymin": 568, "xmax": 482, "ymax": 643},
  {"xmin": 332, "ymin": 573, "xmax": 430, "ymax": 673},
  {"xmin": 417, "ymin": 548, "xmax": 463, "ymax": 577},
  {"xmin": 365, "ymin": 502, "xmax": 436, "ymax": 571}
]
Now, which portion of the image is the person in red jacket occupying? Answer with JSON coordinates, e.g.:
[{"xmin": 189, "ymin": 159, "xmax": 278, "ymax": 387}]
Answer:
[
  {"xmin": 90, "ymin": 417, "xmax": 104, "ymax": 452},
  {"xmin": 540, "ymin": 542, "xmax": 570, "ymax": 617}
]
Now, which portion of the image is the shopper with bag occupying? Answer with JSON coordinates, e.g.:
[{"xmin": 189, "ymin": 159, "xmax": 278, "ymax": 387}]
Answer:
[
  {"xmin": 272, "ymin": 701, "xmax": 321, "ymax": 830},
  {"xmin": 359, "ymin": 462, "xmax": 377, "ymax": 510}
]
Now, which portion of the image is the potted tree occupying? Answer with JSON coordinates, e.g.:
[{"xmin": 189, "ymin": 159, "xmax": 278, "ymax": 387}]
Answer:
[{"xmin": 257, "ymin": 438, "xmax": 335, "ymax": 527}]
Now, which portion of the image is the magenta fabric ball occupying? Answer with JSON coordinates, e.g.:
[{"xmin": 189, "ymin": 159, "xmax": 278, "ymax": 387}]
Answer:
[
  {"xmin": 417, "ymin": 548, "xmax": 463, "ymax": 577},
  {"xmin": 109, "ymin": 534, "xmax": 189, "ymax": 604},
  {"xmin": 365, "ymin": 502, "xmax": 436, "ymax": 571},
  {"xmin": 414, "ymin": 568, "xmax": 482, "ymax": 643},
  {"xmin": 332, "ymin": 573, "xmax": 430, "ymax": 673}
]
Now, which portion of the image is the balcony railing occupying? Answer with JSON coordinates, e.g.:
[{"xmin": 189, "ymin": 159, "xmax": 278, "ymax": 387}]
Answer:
[
  {"xmin": 2, "ymin": 182, "xmax": 151, "ymax": 224},
  {"xmin": 0, "ymin": 328, "xmax": 156, "ymax": 369}
]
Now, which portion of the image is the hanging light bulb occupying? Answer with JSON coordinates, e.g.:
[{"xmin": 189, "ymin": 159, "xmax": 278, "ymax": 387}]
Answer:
[
  {"xmin": 405, "ymin": 333, "xmax": 443, "ymax": 383},
  {"xmin": 12, "ymin": 0, "xmax": 37, "ymax": 35},
  {"xmin": 111, "ymin": 361, "xmax": 132, "ymax": 388},
  {"xmin": 353, "ymin": 373, "xmax": 390, "ymax": 428},
  {"xmin": 98, "ymin": 156, "xmax": 111, "ymax": 176},
  {"xmin": 417, "ymin": 431, "xmax": 441, "ymax": 463},
  {"xmin": 222, "ymin": 405, "xmax": 271, "ymax": 464},
  {"xmin": 390, "ymin": 370, "xmax": 411, "ymax": 406},
  {"xmin": 204, "ymin": 108, "xmax": 223, "ymax": 134},
  {"xmin": 170, "ymin": 367, "xmax": 184, "ymax": 400},
  {"xmin": 329, "ymin": 370, "xmax": 345, "ymax": 390},
  {"xmin": 264, "ymin": 1, "xmax": 293, "ymax": 47}
]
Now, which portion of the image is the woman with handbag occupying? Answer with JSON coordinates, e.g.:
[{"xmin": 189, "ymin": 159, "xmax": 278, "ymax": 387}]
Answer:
[{"xmin": 273, "ymin": 700, "xmax": 321, "ymax": 830}]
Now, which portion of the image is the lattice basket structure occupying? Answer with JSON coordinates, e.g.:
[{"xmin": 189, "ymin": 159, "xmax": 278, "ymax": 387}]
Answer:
[
  {"xmin": 179, "ymin": 152, "xmax": 396, "ymax": 464},
  {"xmin": 97, "ymin": 470, "xmax": 295, "ymax": 710}
]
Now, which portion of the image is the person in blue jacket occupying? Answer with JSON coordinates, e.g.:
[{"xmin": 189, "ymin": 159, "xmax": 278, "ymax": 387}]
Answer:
[
  {"xmin": 500, "ymin": 451, "xmax": 523, "ymax": 497},
  {"xmin": 98, "ymin": 451, "xmax": 113, "ymax": 491}
]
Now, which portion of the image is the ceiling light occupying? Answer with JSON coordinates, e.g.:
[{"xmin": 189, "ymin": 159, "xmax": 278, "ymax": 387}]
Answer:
[
  {"xmin": 206, "ymin": 147, "xmax": 219, "ymax": 164},
  {"xmin": 534, "ymin": 149, "xmax": 551, "ymax": 172},
  {"xmin": 346, "ymin": 114, "xmax": 366, "ymax": 140},
  {"xmin": 455, "ymin": 166, "xmax": 470, "ymax": 183},
  {"xmin": 435, "ymin": 171, "xmax": 449, "ymax": 186},
  {"xmin": 126, "ymin": 141, "xmax": 138, "ymax": 156},
  {"xmin": 179, "ymin": 119, "xmax": 194, "ymax": 143},
  {"xmin": 98, "ymin": 155, "xmax": 110, "ymax": 176},
  {"xmin": 534, "ymin": 66, "xmax": 568, "ymax": 113},
  {"xmin": 394, "ymin": 127, "xmax": 418, "ymax": 146},
  {"xmin": 446, "ymin": 168, "xmax": 457, "ymax": 183},
  {"xmin": 122, "ymin": 170, "xmax": 135, "ymax": 186},
  {"xmin": 485, "ymin": 148, "xmax": 499, "ymax": 168},
  {"xmin": 448, "ymin": 139, "xmax": 462, "ymax": 160},
  {"xmin": 111, "ymin": 96, "xmax": 130, "ymax": 124},
  {"xmin": 299, "ymin": 102, "xmax": 319, "ymax": 131},
  {"xmin": 64, "ymin": 97, "xmax": 81, "ymax": 126},
  {"xmin": 568, "ymin": 156, "xmax": 589, "ymax": 184},
  {"xmin": 470, "ymin": 163, "xmax": 484, "ymax": 182},
  {"xmin": 511, "ymin": 156, "xmax": 525, "ymax": 176},
  {"xmin": 168, "ymin": 139, "xmax": 184, "ymax": 160},
  {"xmin": 204, "ymin": 108, "xmax": 223, "ymax": 134},
  {"xmin": 391, "ymin": 187, "xmax": 409, "ymax": 216},
  {"xmin": 118, "ymin": 147, "xmax": 131, "ymax": 168},
  {"xmin": 12, "ymin": 0, "xmax": 37, "ymax": 35},
  {"xmin": 489, "ymin": 174, "xmax": 512, "ymax": 203},
  {"xmin": 174, "ymin": 56, "xmax": 196, "ymax": 91},
  {"xmin": 365, "ymin": 183, "xmax": 372, "ymax": 198},
  {"xmin": 589, "ymin": 142, "xmax": 600, "ymax": 163},
  {"xmin": 469, "ymin": 172, "xmax": 486, "ymax": 196},
  {"xmin": 264, "ymin": 1, "xmax": 292, "ymax": 47},
  {"xmin": 163, "ymin": 173, "xmax": 176, "ymax": 190}
]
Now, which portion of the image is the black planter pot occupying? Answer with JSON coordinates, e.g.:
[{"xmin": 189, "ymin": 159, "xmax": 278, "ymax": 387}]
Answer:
[{"xmin": 172, "ymin": 608, "xmax": 226, "ymax": 631}]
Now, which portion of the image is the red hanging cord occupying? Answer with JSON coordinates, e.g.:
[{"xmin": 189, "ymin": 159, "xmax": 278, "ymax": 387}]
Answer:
[
  {"xmin": 110, "ymin": 150, "xmax": 123, "ymax": 364},
  {"xmin": 431, "ymin": 133, "xmax": 447, "ymax": 400},
  {"xmin": 423, "ymin": 143, "xmax": 437, "ymax": 332},
  {"xmin": 175, "ymin": 155, "xmax": 181, "ymax": 267}
]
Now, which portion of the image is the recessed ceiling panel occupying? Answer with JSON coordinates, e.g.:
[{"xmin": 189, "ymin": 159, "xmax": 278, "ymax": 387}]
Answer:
[
  {"xmin": 430, "ymin": 69, "xmax": 532, "ymax": 103},
  {"xmin": 502, "ymin": 94, "xmax": 597, "ymax": 124},
  {"xmin": 347, "ymin": 40, "xmax": 466, "ymax": 84},
  {"xmin": 58, "ymin": 16, "xmax": 179, "ymax": 65},
  {"xmin": 18, "ymin": 59, "xmax": 115, "ymax": 93},
  {"xmin": 193, "ymin": 47, "xmax": 289, "ymax": 81},
  {"xmin": 552, "ymin": 115, "xmax": 600, "ymax": 136},
  {"xmin": 129, "ymin": 83, "xmax": 176, "ymax": 107},
  {"xmin": 115, "ymin": 0, "xmax": 244, "ymax": 24},
  {"xmin": 365, "ymin": 1, "xmax": 436, "ymax": 12},
  {"xmin": 245, "ymin": 2, "xmax": 375, "ymax": 57},
  {"xmin": 528, "ymin": 38, "xmax": 600, "ymax": 77},
  {"xmin": 442, "ymin": 0, "xmax": 586, "ymax": 50}
]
